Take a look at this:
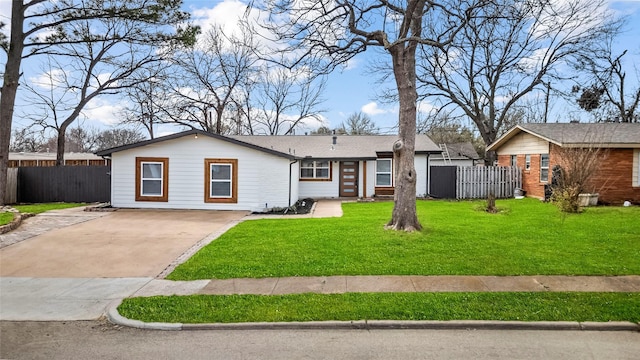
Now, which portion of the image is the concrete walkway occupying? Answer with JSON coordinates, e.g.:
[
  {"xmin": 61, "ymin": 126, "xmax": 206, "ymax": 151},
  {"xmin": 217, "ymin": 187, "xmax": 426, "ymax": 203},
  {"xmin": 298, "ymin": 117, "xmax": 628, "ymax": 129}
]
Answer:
[
  {"xmin": 0, "ymin": 206, "xmax": 109, "ymax": 249},
  {"xmin": 134, "ymin": 275, "xmax": 640, "ymax": 297}
]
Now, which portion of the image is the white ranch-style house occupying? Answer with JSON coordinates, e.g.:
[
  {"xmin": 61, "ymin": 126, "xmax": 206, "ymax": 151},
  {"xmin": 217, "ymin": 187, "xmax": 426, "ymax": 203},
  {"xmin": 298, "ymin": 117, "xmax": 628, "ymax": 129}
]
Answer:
[{"xmin": 96, "ymin": 130, "xmax": 442, "ymax": 212}]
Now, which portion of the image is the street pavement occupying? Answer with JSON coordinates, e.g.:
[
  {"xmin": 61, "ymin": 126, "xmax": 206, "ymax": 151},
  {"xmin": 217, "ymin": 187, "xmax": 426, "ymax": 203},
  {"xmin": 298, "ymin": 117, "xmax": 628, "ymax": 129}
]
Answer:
[{"xmin": 2, "ymin": 321, "xmax": 640, "ymax": 360}]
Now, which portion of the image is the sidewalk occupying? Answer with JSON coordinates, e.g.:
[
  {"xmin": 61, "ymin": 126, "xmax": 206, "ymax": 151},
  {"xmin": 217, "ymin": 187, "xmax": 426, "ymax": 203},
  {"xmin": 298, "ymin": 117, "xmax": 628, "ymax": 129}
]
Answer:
[{"xmin": 134, "ymin": 275, "xmax": 640, "ymax": 297}]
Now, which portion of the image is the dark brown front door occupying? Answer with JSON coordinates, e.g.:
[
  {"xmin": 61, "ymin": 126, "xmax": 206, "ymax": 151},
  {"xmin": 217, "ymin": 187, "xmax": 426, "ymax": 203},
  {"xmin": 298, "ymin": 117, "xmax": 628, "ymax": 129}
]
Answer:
[{"xmin": 339, "ymin": 161, "xmax": 359, "ymax": 197}]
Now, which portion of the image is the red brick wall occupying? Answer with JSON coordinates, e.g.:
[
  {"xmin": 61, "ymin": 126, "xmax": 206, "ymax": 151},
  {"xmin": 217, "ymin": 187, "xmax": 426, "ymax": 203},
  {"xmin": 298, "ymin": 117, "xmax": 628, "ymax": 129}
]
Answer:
[
  {"xmin": 499, "ymin": 147, "xmax": 640, "ymax": 204},
  {"xmin": 498, "ymin": 153, "xmax": 548, "ymax": 198},
  {"xmin": 587, "ymin": 148, "xmax": 640, "ymax": 204}
]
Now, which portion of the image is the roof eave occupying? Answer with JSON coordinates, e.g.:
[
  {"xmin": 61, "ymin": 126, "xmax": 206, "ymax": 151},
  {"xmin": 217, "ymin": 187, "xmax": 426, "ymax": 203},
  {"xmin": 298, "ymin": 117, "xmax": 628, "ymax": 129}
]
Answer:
[{"xmin": 95, "ymin": 129, "xmax": 297, "ymax": 160}]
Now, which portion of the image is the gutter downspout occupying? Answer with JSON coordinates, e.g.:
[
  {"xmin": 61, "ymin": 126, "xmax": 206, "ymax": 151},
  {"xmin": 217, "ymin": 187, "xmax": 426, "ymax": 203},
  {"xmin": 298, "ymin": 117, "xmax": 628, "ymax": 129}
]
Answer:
[{"xmin": 289, "ymin": 160, "xmax": 297, "ymax": 206}]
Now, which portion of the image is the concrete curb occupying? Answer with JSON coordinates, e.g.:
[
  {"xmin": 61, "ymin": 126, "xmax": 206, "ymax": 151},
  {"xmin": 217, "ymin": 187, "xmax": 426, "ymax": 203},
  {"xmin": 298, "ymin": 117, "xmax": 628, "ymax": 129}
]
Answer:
[{"xmin": 105, "ymin": 299, "xmax": 640, "ymax": 332}]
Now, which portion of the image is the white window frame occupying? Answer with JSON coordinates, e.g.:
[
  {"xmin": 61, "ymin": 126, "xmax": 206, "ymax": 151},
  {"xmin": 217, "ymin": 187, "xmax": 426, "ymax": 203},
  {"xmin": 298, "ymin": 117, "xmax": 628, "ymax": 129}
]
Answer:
[
  {"xmin": 209, "ymin": 163, "xmax": 233, "ymax": 198},
  {"xmin": 525, "ymin": 154, "xmax": 531, "ymax": 171},
  {"xmin": 375, "ymin": 159, "xmax": 393, "ymax": 187},
  {"xmin": 141, "ymin": 161, "xmax": 164, "ymax": 197},
  {"xmin": 540, "ymin": 154, "xmax": 549, "ymax": 182},
  {"xmin": 300, "ymin": 160, "xmax": 331, "ymax": 180},
  {"xmin": 510, "ymin": 155, "xmax": 517, "ymax": 167}
]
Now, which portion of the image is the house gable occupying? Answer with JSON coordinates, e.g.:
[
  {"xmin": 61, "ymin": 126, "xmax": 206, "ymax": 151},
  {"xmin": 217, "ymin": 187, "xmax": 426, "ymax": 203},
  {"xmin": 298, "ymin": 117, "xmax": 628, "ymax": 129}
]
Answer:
[{"xmin": 494, "ymin": 132, "xmax": 549, "ymax": 155}]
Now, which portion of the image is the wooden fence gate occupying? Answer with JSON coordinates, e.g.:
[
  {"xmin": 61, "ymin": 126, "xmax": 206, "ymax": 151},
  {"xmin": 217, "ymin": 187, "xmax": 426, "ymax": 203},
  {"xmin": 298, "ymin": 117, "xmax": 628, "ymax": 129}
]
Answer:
[{"xmin": 430, "ymin": 166, "xmax": 522, "ymax": 199}]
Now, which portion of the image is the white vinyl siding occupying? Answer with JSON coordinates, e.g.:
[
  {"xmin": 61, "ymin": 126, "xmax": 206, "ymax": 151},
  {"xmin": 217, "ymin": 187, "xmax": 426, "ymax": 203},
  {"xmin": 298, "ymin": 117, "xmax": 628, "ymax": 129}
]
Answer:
[{"xmin": 111, "ymin": 136, "xmax": 291, "ymax": 211}]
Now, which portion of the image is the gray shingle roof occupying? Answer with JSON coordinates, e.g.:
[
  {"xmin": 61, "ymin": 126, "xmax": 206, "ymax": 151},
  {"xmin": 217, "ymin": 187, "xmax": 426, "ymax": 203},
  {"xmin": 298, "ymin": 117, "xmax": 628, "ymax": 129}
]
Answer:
[
  {"xmin": 431, "ymin": 142, "xmax": 480, "ymax": 160},
  {"xmin": 488, "ymin": 123, "xmax": 640, "ymax": 150},
  {"xmin": 96, "ymin": 129, "xmax": 442, "ymax": 159},
  {"xmin": 228, "ymin": 134, "xmax": 441, "ymax": 159}
]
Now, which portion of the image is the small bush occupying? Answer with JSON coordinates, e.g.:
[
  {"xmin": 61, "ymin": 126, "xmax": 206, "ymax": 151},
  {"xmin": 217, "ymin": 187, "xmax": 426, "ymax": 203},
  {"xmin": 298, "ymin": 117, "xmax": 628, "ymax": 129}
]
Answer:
[{"xmin": 550, "ymin": 185, "xmax": 581, "ymax": 213}]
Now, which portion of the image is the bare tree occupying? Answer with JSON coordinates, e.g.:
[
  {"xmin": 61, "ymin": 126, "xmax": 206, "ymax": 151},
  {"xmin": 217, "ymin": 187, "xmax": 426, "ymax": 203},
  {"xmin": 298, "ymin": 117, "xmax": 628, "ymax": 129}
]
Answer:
[
  {"xmin": 573, "ymin": 30, "xmax": 640, "ymax": 123},
  {"xmin": 95, "ymin": 128, "xmax": 146, "ymax": 151},
  {"xmin": 10, "ymin": 128, "xmax": 45, "ymax": 152},
  {"xmin": 118, "ymin": 65, "xmax": 173, "ymax": 139},
  {"xmin": 340, "ymin": 112, "xmax": 378, "ymax": 135},
  {"xmin": 416, "ymin": 0, "xmax": 618, "ymax": 165},
  {"xmin": 253, "ymin": 0, "xmax": 486, "ymax": 231},
  {"xmin": 163, "ymin": 27, "xmax": 257, "ymax": 134},
  {"xmin": 0, "ymin": 0, "xmax": 196, "ymax": 204},
  {"xmin": 251, "ymin": 67, "xmax": 327, "ymax": 135},
  {"xmin": 551, "ymin": 146, "xmax": 608, "ymax": 213}
]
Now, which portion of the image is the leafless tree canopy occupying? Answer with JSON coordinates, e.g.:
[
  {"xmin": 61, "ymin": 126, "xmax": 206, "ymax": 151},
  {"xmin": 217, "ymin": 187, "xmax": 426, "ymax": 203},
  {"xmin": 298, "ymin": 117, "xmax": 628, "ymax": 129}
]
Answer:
[
  {"xmin": 0, "ymin": 0, "xmax": 197, "ymax": 204},
  {"xmin": 251, "ymin": 0, "xmax": 487, "ymax": 231},
  {"xmin": 572, "ymin": 29, "xmax": 640, "ymax": 123},
  {"xmin": 416, "ymin": 0, "xmax": 619, "ymax": 164}
]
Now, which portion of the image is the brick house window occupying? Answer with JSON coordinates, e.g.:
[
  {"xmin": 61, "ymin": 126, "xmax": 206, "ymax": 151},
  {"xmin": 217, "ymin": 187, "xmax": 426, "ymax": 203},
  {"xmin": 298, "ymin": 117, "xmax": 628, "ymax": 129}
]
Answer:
[
  {"xmin": 525, "ymin": 154, "xmax": 531, "ymax": 171},
  {"xmin": 540, "ymin": 154, "xmax": 549, "ymax": 182},
  {"xmin": 510, "ymin": 155, "xmax": 517, "ymax": 167}
]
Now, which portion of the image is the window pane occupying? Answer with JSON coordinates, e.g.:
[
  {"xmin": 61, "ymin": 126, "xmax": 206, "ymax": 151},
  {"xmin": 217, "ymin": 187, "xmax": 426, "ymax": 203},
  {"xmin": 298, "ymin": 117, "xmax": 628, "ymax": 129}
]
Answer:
[
  {"xmin": 301, "ymin": 169, "xmax": 314, "ymax": 178},
  {"xmin": 211, "ymin": 164, "xmax": 231, "ymax": 180},
  {"xmin": 316, "ymin": 161, "xmax": 329, "ymax": 168},
  {"xmin": 377, "ymin": 159, "xmax": 391, "ymax": 173},
  {"xmin": 541, "ymin": 154, "xmax": 549, "ymax": 167},
  {"xmin": 301, "ymin": 160, "xmax": 314, "ymax": 168},
  {"xmin": 211, "ymin": 181, "xmax": 231, "ymax": 197},
  {"xmin": 540, "ymin": 168, "xmax": 549, "ymax": 182},
  {"xmin": 142, "ymin": 179, "xmax": 162, "ymax": 195},
  {"xmin": 377, "ymin": 174, "xmax": 391, "ymax": 186},
  {"xmin": 316, "ymin": 169, "xmax": 329, "ymax": 178},
  {"xmin": 143, "ymin": 163, "xmax": 161, "ymax": 178}
]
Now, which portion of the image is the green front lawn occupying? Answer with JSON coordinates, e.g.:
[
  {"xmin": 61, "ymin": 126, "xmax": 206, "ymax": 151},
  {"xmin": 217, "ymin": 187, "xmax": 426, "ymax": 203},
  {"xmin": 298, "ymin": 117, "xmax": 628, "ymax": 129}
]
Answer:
[
  {"xmin": 119, "ymin": 292, "xmax": 640, "ymax": 323},
  {"xmin": 169, "ymin": 199, "xmax": 640, "ymax": 280},
  {"xmin": 0, "ymin": 212, "xmax": 14, "ymax": 226},
  {"xmin": 13, "ymin": 202, "xmax": 85, "ymax": 214},
  {"xmin": 0, "ymin": 203, "xmax": 85, "ymax": 226}
]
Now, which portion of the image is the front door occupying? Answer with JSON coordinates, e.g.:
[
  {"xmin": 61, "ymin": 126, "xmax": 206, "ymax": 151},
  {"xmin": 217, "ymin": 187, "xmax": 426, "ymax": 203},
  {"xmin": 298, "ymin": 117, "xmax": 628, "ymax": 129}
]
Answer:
[{"xmin": 339, "ymin": 161, "xmax": 359, "ymax": 197}]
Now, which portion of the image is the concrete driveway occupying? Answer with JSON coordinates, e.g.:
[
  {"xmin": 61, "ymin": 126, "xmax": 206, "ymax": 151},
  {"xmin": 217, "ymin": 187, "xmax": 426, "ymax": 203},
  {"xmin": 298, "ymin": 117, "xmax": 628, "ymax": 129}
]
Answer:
[{"xmin": 0, "ymin": 209, "xmax": 247, "ymax": 278}]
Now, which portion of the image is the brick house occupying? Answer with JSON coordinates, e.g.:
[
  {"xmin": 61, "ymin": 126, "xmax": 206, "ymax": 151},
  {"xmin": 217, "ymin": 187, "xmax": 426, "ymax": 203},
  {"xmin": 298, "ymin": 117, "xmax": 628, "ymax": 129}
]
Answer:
[{"xmin": 487, "ymin": 123, "xmax": 640, "ymax": 204}]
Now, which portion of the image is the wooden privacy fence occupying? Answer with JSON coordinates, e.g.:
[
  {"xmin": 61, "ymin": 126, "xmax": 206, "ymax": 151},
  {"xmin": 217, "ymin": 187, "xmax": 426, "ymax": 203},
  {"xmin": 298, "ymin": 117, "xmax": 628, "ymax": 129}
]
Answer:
[
  {"xmin": 17, "ymin": 166, "xmax": 110, "ymax": 203},
  {"xmin": 456, "ymin": 166, "xmax": 522, "ymax": 199},
  {"xmin": 4, "ymin": 168, "xmax": 18, "ymax": 204}
]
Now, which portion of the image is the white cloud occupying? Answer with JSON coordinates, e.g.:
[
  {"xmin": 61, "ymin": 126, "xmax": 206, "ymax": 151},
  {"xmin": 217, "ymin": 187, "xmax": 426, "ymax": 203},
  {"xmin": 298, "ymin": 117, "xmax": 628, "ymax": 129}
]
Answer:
[
  {"xmin": 361, "ymin": 102, "xmax": 388, "ymax": 116},
  {"xmin": 83, "ymin": 98, "xmax": 124, "ymax": 126},
  {"xmin": 29, "ymin": 69, "xmax": 67, "ymax": 89},
  {"xmin": 344, "ymin": 58, "xmax": 359, "ymax": 71}
]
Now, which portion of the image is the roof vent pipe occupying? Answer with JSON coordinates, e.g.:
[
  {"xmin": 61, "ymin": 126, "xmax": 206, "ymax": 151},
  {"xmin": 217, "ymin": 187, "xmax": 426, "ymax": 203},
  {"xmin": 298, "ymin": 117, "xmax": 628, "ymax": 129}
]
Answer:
[{"xmin": 332, "ymin": 136, "xmax": 337, "ymax": 145}]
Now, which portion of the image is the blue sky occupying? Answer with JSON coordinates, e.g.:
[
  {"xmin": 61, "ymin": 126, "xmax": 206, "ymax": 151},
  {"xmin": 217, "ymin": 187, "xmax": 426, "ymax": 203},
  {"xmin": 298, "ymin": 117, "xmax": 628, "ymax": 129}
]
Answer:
[{"xmin": 2, "ymin": 0, "xmax": 639, "ymax": 138}]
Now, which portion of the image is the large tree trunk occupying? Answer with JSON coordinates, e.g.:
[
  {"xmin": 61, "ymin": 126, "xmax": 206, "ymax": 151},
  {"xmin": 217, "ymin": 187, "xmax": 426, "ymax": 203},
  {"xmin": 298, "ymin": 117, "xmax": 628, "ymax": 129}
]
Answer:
[
  {"xmin": 56, "ymin": 128, "xmax": 68, "ymax": 166},
  {"xmin": 386, "ymin": 42, "xmax": 421, "ymax": 232},
  {"xmin": 0, "ymin": 1, "xmax": 25, "ymax": 205}
]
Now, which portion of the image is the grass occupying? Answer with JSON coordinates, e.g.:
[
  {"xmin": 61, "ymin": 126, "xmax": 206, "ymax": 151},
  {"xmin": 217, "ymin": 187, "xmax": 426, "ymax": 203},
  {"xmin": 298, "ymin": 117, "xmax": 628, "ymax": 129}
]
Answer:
[
  {"xmin": 168, "ymin": 199, "xmax": 640, "ymax": 279},
  {"xmin": 13, "ymin": 202, "xmax": 85, "ymax": 214},
  {"xmin": 0, "ymin": 212, "xmax": 15, "ymax": 226},
  {"xmin": 118, "ymin": 292, "xmax": 640, "ymax": 323},
  {"xmin": 0, "ymin": 203, "xmax": 85, "ymax": 226}
]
